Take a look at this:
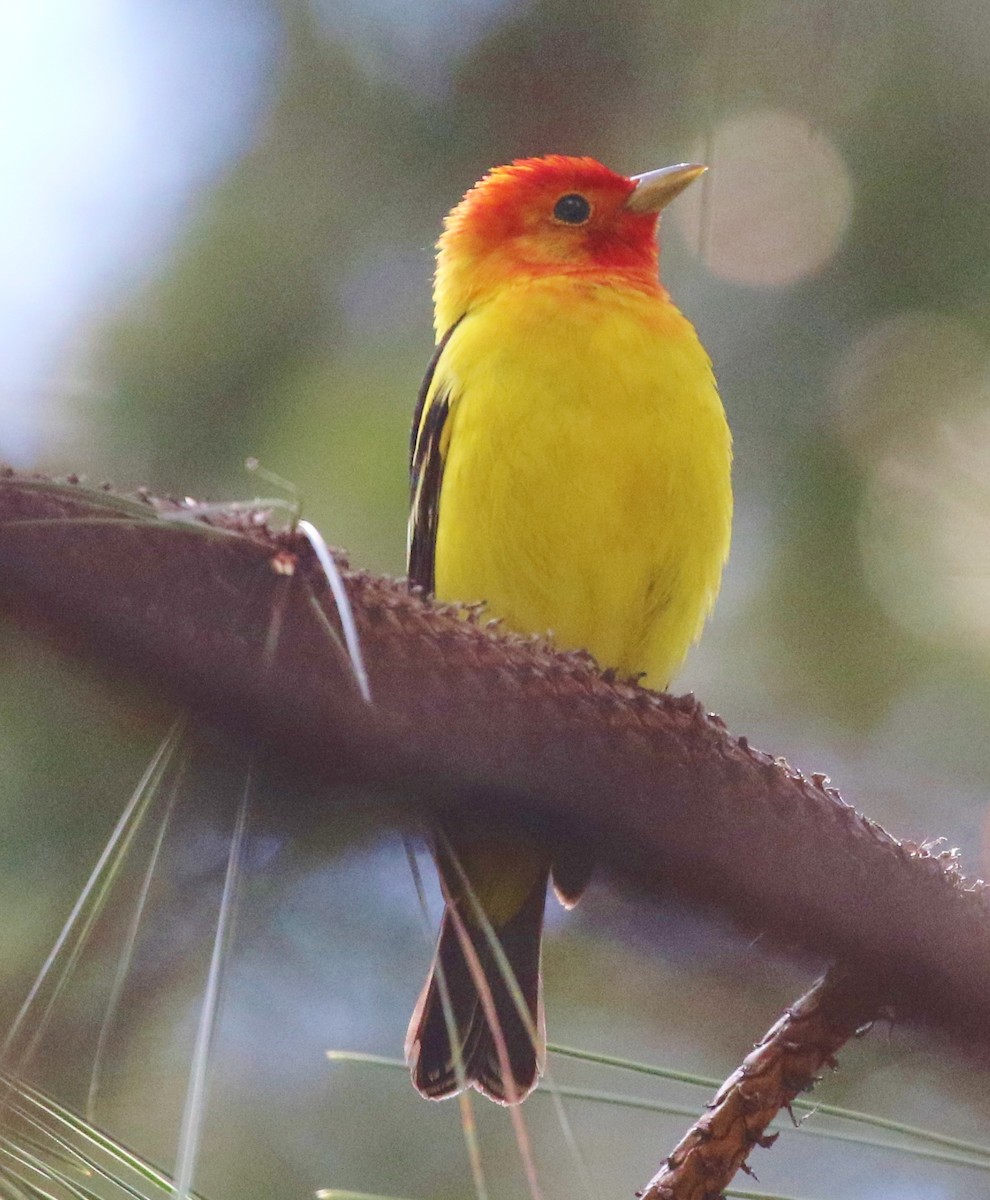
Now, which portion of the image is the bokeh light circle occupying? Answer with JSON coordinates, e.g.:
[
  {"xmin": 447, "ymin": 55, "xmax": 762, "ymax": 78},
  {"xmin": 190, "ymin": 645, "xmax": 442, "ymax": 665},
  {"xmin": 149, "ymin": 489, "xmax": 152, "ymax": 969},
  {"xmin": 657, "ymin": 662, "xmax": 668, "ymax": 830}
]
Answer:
[
  {"xmin": 673, "ymin": 108, "xmax": 854, "ymax": 287},
  {"xmin": 835, "ymin": 312, "xmax": 989, "ymax": 465},
  {"xmin": 857, "ymin": 379, "xmax": 990, "ymax": 657}
]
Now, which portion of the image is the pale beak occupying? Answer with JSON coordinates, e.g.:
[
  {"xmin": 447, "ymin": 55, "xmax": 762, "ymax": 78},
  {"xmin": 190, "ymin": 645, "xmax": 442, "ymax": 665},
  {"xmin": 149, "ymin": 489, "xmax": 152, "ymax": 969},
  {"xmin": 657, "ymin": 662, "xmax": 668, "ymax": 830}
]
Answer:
[{"xmin": 624, "ymin": 163, "xmax": 707, "ymax": 214}]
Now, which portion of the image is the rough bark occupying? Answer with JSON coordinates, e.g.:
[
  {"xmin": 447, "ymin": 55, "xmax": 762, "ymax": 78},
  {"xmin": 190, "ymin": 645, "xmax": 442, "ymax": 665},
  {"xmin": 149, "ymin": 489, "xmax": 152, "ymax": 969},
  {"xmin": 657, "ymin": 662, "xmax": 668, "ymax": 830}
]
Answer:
[
  {"xmin": 639, "ymin": 968, "xmax": 877, "ymax": 1199},
  {"xmin": 1, "ymin": 471, "xmax": 988, "ymax": 1062}
]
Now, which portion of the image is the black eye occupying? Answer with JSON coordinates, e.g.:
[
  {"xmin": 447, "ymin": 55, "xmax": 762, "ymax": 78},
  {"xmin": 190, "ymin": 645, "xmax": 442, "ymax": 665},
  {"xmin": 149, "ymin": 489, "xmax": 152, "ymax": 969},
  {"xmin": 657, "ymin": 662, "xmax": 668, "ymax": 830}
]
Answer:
[{"xmin": 553, "ymin": 192, "xmax": 591, "ymax": 224}]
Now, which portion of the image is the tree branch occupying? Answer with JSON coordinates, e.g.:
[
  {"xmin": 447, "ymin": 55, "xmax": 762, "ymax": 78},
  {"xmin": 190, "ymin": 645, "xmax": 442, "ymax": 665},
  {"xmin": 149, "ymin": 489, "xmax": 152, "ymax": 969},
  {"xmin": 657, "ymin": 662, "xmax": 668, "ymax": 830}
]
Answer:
[
  {"xmin": 1, "ymin": 471, "xmax": 989, "ymax": 1061},
  {"xmin": 638, "ymin": 967, "xmax": 877, "ymax": 1199}
]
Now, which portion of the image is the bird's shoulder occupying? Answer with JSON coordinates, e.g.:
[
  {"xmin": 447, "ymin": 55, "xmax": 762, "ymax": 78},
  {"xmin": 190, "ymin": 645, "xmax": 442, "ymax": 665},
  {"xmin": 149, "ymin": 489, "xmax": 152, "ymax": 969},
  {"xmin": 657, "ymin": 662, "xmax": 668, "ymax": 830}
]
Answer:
[{"xmin": 407, "ymin": 319, "xmax": 465, "ymax": 592}]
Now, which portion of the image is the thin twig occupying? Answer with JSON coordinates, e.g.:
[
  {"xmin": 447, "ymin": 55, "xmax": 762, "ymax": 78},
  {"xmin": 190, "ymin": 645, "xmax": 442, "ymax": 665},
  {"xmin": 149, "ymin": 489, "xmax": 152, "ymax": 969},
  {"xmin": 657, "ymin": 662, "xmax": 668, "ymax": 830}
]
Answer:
[{"xmin": 639, "ymin": 968, "xmax": 877, "ymax": 1200}]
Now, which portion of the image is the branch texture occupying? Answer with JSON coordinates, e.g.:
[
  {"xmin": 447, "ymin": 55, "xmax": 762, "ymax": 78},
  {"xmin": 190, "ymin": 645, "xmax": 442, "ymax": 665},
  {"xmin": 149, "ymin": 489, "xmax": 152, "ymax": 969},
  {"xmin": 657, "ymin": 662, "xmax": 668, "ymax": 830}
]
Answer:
[
  {"xmin": 639, "ymin": 968, "xmax": 876, "ymax": 1199},
  {"xmin": 1, "ymin": 472, "xmax": 989, "ymax": 1057}
]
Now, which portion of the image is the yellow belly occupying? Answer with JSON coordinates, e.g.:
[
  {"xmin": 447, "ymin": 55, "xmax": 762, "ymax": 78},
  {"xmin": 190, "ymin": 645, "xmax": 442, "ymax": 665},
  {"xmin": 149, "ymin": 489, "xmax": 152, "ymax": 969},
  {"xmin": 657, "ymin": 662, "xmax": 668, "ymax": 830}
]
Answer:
[{"xmin": 432, "ymin": 277, "xmax": 732, "ymax": 690}]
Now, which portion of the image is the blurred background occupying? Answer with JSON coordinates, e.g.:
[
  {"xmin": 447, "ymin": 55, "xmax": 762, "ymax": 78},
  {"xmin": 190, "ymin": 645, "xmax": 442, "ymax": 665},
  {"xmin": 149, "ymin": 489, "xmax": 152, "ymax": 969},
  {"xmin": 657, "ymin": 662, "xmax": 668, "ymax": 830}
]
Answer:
[{"xmin": 3, "ymin": 0, "xmax": 990, "ymax": 1196}]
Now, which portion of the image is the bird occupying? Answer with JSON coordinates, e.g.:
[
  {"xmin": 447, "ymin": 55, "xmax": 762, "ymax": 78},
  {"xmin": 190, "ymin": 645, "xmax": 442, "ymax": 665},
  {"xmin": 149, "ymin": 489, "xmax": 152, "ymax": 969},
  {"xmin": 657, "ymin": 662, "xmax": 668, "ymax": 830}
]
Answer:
[{"xmin": 404, "ymin": 154, "xmax": 732, "ymax": 1105}]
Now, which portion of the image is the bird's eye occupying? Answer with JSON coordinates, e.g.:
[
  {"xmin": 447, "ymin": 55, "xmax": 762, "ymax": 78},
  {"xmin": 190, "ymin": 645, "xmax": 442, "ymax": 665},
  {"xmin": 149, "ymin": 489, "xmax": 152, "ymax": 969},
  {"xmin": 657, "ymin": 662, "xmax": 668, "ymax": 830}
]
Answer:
[{"xmin": 552, "ymin": 193, "xmax": 592, "ymax": 225}]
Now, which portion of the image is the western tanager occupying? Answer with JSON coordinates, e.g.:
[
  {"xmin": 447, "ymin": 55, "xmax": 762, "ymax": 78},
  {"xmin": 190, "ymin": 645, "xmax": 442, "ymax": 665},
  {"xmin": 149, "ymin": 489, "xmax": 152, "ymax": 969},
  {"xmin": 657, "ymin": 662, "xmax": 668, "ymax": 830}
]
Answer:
[{"xmin": 405, "ymin": 155, "xmax": 732, "ymax": 1104}]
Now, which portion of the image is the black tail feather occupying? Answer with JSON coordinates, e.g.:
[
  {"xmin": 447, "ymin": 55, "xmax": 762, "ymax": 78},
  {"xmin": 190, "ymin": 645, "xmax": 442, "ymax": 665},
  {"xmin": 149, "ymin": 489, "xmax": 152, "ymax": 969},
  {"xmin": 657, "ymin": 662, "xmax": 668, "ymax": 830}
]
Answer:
[{"xmin": 405, "ymin": 875, "xmax": 547, "ymax": 1104}]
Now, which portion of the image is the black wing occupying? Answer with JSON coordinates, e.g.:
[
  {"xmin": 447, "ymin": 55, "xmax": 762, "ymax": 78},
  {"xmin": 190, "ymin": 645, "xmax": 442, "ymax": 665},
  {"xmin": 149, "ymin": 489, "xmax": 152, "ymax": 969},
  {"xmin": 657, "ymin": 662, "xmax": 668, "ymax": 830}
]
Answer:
[{"xmin": 408, "ymin": 320, "xmax": 462, "ymax": 594}]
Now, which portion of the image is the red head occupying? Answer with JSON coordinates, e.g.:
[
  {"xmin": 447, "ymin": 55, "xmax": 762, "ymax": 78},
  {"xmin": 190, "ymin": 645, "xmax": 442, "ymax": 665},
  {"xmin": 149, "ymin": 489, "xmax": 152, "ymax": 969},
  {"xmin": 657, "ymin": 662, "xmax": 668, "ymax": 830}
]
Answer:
[{"xmin": 433, "ymin": 155, "xmax": 704, "ymax": 333}]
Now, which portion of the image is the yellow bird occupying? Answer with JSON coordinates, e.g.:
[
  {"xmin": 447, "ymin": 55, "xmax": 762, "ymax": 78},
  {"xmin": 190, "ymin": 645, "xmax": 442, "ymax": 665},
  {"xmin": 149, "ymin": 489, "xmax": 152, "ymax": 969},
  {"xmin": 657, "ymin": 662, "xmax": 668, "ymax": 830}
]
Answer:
[{"xmin": 405, "ymin": 155, "xmax": 732, "ymax": 1104}]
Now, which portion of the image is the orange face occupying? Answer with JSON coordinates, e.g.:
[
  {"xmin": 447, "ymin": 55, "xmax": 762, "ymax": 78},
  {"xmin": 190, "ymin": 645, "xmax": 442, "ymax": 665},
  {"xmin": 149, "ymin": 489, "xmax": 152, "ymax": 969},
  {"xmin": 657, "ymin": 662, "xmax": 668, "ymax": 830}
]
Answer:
[{"xmin": 441, "ymin": 155, "xmax": 662, "ymax": 284}]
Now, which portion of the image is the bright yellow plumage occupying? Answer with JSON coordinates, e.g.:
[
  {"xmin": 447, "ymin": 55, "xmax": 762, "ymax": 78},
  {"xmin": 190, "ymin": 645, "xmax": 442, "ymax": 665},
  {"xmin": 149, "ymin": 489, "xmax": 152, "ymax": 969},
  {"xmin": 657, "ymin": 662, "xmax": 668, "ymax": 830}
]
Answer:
[
  {"xmin": 405, "ymin": 154, "xmax": 732, "ymax": 1107},
  {"xmin": 429, "ymin": 274, "xmax": 731, "ymax": 688}
]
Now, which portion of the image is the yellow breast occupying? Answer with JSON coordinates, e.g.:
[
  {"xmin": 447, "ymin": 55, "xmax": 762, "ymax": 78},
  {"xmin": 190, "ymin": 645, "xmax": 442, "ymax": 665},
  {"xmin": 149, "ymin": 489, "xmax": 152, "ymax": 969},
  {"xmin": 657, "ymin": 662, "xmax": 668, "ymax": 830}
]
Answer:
[{"xmin": 431, "ymin": 275, "xmax": 732, "ymax": 690}]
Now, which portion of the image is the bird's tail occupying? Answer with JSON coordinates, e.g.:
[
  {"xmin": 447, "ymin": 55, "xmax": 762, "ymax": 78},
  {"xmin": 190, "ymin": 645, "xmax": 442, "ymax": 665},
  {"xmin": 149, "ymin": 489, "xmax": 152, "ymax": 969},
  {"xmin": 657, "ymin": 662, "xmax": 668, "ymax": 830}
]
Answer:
[{"xmin": 405, "ymin": 874, "xmax": 547, "ymax": 1105}]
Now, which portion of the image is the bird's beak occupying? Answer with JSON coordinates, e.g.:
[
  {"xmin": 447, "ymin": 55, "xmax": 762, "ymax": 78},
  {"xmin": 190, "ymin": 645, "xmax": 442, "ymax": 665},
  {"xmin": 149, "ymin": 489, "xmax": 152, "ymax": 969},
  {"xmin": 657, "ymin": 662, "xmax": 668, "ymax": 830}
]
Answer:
[{"xmin": 624, "ymin": 163, "xmax": 707, "ymax": 214}]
